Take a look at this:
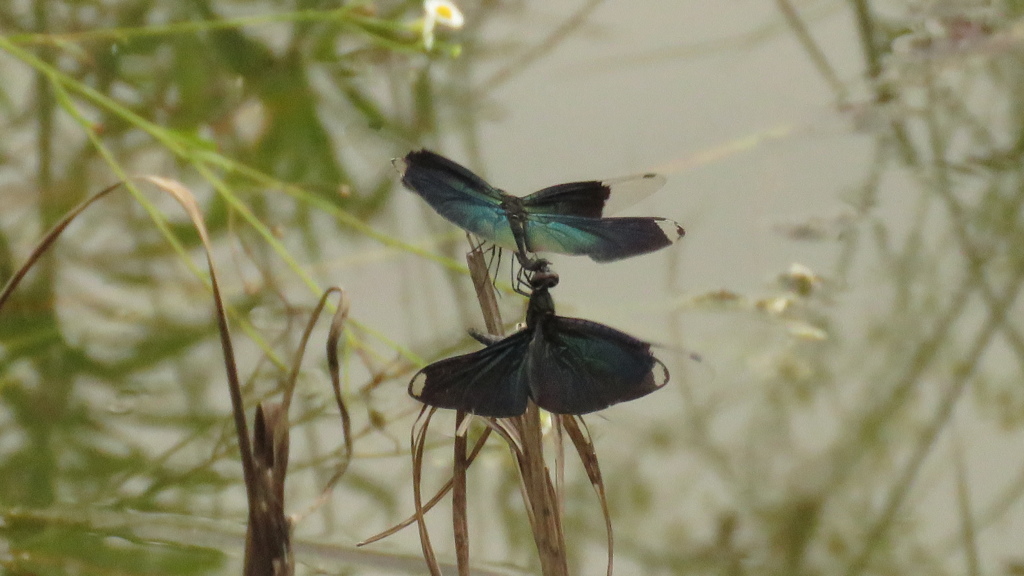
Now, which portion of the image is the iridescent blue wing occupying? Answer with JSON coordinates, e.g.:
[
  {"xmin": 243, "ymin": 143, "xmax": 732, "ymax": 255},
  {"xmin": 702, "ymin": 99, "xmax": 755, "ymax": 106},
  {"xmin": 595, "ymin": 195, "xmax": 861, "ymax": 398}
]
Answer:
[
  {"xmin": 409, "ymin": 331, "xmax": 532, "ymax": 417},
  {"xmin": 523, "ymin": 214, "xmax": 684, "ymax": 262},
  {"xmin": 521, "ymin": 173, "xmax": 667, "ymax": 217},
  {"xmin": 397, "ymin": 150, "xmax": 518, "ymax": 249},
  {"xmin": 526, "ymin": 317, "xmax": 668, "ymax": 415}
]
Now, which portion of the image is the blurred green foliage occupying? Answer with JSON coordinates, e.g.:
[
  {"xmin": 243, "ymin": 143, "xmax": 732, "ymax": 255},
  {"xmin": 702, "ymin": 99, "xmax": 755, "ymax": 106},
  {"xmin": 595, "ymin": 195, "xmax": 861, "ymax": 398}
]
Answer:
[{"xmin": 3, "ymin": 0, "xmax": 1024, "ymax": 575}]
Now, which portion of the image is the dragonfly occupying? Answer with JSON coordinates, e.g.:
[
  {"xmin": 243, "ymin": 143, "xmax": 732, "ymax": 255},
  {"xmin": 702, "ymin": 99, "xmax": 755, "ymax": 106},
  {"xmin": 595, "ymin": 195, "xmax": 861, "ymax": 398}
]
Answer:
[
  {"xmin": 396, "ymin": 149, "xmax": 684, "ymax": 269},
  {"xmin": 408, "ymin": 265, "xmax": 669, "ymax": 417}
]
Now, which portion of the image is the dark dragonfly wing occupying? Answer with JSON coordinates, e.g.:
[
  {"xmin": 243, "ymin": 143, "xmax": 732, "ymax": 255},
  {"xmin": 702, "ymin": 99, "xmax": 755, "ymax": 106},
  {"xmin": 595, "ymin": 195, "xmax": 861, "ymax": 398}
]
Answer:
[
  {"xmin": 521, "ymin": 181, "xmax": 610, "ymax": 218},
  {"xmin": 409, "ymin": 330, "xmax": 532, "ymax": 417},
  {"xmin": 521, "ymin": 173, "xmax": 667, "ymax": 218},
  {"xmin": 397, "ymin": 150, "xmax": 518, "ymax": 249},
  {"xmin": 523, "ymin": 214, "xmax": 684, "ymax": 262},
  {"xmin": 526, "ymin": 316, "xmax": 668, "ymax": 415}
]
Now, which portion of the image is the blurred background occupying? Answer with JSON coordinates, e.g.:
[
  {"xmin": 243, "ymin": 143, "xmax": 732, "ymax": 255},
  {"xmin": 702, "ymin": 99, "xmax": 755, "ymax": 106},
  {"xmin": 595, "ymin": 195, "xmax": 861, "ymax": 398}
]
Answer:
[{"xmin": 2, "ymin": 0, "xmax": 1023, "ymax": 574}]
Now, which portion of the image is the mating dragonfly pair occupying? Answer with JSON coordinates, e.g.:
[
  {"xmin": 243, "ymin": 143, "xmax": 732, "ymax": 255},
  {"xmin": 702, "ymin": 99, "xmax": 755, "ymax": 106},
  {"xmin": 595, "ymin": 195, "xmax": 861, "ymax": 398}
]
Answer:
[{"xmin": 396, "ymin": 150, "xmax": 684, "ymax": 417}]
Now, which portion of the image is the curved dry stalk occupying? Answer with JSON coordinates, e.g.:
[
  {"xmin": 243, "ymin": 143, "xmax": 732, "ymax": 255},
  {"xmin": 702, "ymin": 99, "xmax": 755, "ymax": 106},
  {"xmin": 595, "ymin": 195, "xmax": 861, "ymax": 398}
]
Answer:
[
  {"xmin": 480, "ymin": 417, "xmax": 524, "ymax": 457},
  {"xmin": 281, "ymin": 288, "xmax": 337, "ymax": 414},
  {"xmin": 0, "ymin": 182, "xmax": 121, "ymax": 310},
  {"xmin": 326, "ymin": 288, "xmax": 354, "ymax": 474},
  {"xmin": 289, "ymin": 287, "xmax": 355, "ymax": 525},
  {"xmin": 562, "ymin": 415, "xmax": 613, "ymax": 576},
  {"xmin": 0, "ymin": 177, "xmax": 299, "ymax": 575},
  {"xmin": 139, "ymin": 176, "xmax": 258, "ymax": 499},
  {"xmin": 412, "ymin": 406, "xmax": 443, "ymax": 576},
  {"xmin": 357, "ymin": 427, "xmax": 492, "ymax": 546},
  {"xmin": 141, "ymin": 176, "xmax": 295, "ymax": 576}
]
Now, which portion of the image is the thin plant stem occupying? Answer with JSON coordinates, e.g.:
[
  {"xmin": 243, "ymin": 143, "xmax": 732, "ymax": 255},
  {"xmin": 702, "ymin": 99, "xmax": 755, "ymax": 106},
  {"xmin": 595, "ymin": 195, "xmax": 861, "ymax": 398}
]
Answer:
[
  {"xmin": 848, "ymin": 0, "xmax": 882, "ymax": 82},
  {"xmin": 844, "ymin": 243, "xmax": 1024, "ymax": 576},
  {"xmin": 775, "ymin": 0, "xmax": 847, "ymax": 102},
  {"xmin": 475, "ymin": 0, "xmax": 606, "ymax": 96}
]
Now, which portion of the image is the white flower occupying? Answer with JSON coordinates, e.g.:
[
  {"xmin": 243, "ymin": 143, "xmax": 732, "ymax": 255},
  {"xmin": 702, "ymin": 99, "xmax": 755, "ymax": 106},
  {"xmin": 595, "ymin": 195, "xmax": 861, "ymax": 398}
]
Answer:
[
  {"xmin": 779, "ymin": 262, "xmax": 823, "ymax": 297},
  {"xmin": 422, "ymin": 0, "xmax": 465, "ymax": 50}
]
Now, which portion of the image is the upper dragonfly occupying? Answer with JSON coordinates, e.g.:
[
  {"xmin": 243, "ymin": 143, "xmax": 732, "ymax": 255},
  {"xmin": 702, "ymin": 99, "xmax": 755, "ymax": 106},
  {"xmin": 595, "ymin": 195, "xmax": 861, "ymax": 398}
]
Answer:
[{"xmin": 395, "ymin": 149, "xmax": 684, "ymax": 268}]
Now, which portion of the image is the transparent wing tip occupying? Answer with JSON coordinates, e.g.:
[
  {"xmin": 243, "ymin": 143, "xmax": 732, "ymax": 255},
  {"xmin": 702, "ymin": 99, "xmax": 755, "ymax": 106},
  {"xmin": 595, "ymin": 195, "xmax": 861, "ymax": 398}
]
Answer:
[
  {"xmin": 601, "ymin": 172, "xmax": 669, "ymax": 214},
  {"xmin": 657, "ymin": 218, "xmax": 685, "ymax": 241},
  {"xmin": 391, "ymin": 156, "xmax": 409, "ymax": 175},
  {"xmin": 409, "ymin": 371, "xmax": 427, "ymax": 397}
]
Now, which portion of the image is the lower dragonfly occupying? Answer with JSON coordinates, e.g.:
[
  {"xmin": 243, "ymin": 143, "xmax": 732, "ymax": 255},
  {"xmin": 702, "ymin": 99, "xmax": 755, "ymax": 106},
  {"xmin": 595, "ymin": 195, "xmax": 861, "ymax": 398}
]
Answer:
[{"xmin": 409, "ymin": 263, "xmax": 669, "ymax": 417}]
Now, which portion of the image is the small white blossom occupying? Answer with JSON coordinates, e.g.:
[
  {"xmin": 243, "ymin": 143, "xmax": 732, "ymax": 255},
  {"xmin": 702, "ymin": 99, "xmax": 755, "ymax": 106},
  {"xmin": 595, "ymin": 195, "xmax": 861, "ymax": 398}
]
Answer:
[
  {"xmin": 779, "ymin": 262, "xmax": 823, "ymax": 297},
  {"xmin": 422, "ymin": 0, "xmax": 465, "ymax": 50}
]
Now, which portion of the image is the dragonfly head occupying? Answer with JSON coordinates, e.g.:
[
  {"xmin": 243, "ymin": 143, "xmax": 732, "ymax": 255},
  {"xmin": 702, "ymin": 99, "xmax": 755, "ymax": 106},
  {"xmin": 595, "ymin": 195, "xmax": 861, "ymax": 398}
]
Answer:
[{"xmin": 529, "ymin": 265, "xmax": 559, "ymax": 291}]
